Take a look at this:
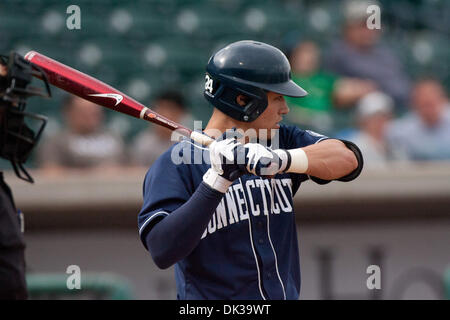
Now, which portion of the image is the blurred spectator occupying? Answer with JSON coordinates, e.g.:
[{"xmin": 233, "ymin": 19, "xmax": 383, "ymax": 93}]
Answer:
[
  {"xmin": 286, "ymin": 40, "xmax": 376, "ymax": 132},
  {"xmin": 130, "ymin": 90, "xmax": 189, "ymax": 166},
  {"xmin": 37, "ymin": 95, "xmax": 126, "ymax": 173},
  {"xmin": 324, "ymin": 0, "xmax": 410, "ymax": 108},
  {"xmin": 348, "ymin": 91, "xmax": 394, "ymax": 168},
  {"xmin": 386, "ymin": 79, "xmax": 450, "ymax": 161}
]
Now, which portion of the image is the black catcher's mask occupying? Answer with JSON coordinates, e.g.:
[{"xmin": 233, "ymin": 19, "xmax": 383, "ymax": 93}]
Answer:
[{"xmin": 0, "ymin": 52, "xmax": 51, "ymax": 183}]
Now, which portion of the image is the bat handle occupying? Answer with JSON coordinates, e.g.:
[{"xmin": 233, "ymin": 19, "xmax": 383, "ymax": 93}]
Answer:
[{"xmin": 189, "ymin": 131, "xmax": 215, "ymax": 147}]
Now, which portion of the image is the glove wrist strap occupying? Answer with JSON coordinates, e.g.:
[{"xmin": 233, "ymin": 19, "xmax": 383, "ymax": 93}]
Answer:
[
  {"xmin": 273, "ymin": 149, "xmax": 290, "ymax": 172},
  {"xmin": 284, "ymin": 148, "xmax": 308, "ymax": 173},
  {"xmin": 203, "ymin": 168, "xmax": 233, "ymax": 193}
]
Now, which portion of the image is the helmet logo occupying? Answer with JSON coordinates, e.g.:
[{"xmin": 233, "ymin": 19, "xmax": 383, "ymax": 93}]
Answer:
[{"xmin": 205, "ymin": 74, "xmax": 214, "ymax": 96}]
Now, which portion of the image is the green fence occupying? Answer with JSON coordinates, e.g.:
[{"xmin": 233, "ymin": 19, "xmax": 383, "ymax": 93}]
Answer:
[{"xmin": 27, "ymin": 273, "xmax": 133, "ymax": 300}]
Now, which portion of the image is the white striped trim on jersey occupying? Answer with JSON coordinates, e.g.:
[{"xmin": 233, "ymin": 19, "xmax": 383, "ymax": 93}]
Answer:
[
  {"xmin": 239, "ymin": 177, "xmax": 267, "ymax": 300},
  {"xmin": 267, "ymin": 179, "xmax": 287, "ymax": 300},
  {"xmin": 139, "ymin": 211, "xmax": 169, "ymax": 235},
  {"xmin": 315, "ymin": 137, "xmax": 328, "ymax": 143}
]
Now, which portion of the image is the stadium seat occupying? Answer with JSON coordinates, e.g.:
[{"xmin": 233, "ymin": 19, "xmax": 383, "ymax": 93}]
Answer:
[{"xmin": 0, "ymin": 0, "xmax": 448, "ymax": 135}]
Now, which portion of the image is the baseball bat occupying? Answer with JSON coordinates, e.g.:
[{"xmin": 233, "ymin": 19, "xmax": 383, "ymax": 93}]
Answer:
[{"xmin": 24, "ymin": 51, "xmax": 213, "ymax": 146}]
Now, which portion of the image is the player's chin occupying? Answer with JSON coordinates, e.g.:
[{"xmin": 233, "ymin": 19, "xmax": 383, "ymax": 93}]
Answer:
[{"xmin": 271, "ymin": 121, "xmax": 281, "ymax": 131}]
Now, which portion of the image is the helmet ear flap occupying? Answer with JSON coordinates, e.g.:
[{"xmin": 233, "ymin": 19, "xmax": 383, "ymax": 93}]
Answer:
[
  {"xmin": 239, "ymin": 87, "xmax": 268, "ymax": 122},
  {"xmin": 204, "ymin": 77, "xmax": 268, "ymax": 122}
]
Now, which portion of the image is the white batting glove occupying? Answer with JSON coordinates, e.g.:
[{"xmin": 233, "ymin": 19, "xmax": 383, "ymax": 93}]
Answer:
[
  {"xmin": 243, "ymin": 143, "xmax": 309, "ymax": 177},
  {"xmin": 203, "ymin": 138, "xmax": 246, "ymax": 193}
]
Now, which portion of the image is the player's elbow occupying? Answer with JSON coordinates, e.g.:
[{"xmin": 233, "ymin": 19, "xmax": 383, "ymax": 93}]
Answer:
[
  {"xmin": 152, "ymin": 254, "xmax": 174, "ymax": 270},
  {"xmin": 342, "ymin": 147, "xmax": 359, "ymax": 174},
  {"xmin": 310, "ymin": 140, "xmax": 359, "ymax": 180},
  {"xmin": 145, "ymin": 232, "xmax": 175, "ymax": 269},
  {"xmin": 147, "ymin": 244, "xmax": 176, "ymax": 270},
  {"xmin": 321, "ymin": 143, "xmax": 359, "ymax": 180},
  {"xmin": 331, "ymin": 139, "xmax": 359, "ymax": 177}
]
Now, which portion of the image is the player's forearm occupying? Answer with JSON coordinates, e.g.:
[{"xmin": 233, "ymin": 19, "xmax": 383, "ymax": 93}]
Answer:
[
  {"xmin": 144, "ymin": 182, "xmax": 224, "ymax": 269},
  {"xmin": 301, "ymin": 139, "xmax": 358, "ymax": 180}
]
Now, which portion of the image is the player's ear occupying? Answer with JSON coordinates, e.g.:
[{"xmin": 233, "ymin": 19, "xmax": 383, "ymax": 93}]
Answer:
[{"xmin": 236, "ymin": 94, "xmax": 249, "ymax": 107}]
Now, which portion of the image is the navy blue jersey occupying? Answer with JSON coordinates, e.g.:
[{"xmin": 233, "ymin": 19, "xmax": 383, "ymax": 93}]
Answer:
[{"xmin": 138, "ymin": 124, "xmax": 328, "ymax": 299}]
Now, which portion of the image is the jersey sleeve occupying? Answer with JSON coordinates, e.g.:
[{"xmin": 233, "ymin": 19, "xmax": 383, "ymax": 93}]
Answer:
[
  {"xmin": 138, "ymin": 144, "xmax": 194, "ymax": 242},
  {"xmin": 284, "ymin": 126, "xmax": 329, "ymax": 149}
]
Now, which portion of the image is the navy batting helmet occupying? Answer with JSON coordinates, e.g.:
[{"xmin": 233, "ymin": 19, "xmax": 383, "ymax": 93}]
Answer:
[{"xmin": 203, "ymin": 40, "xmax": 307, "ymax": 122}]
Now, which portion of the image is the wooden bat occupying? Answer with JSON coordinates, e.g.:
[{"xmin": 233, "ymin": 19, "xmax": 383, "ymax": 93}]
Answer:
[{"xmin": 24, "ymin": 51, "xmax": 213, "ymax": 146}]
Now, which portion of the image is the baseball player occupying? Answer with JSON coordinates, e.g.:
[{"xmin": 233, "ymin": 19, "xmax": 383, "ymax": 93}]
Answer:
[{"xmin": 138, "ymin": 41, "xmax": 363, "ymax": 300}]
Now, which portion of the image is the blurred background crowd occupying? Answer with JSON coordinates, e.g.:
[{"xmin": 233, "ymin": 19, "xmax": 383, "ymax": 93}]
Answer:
[
  {"xmin": 0, "ymin": 0, "xmax": 449, "ymax": 172},
  {"xmin": 0, "ymin": 0, "xmax": 449, "ymax": 300}
]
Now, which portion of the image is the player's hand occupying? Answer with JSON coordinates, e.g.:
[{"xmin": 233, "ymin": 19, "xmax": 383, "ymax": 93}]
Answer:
[
  {"xmin": 243, "ymin": 143, "xmax": 289, "ymax": 177},
  {"xmin": 203, "ymin": 131, "xmax": 247, "ymax": 193},
  {"xmin": 209, "ymin": 138, "xmax": 246, "ymax": 180}
]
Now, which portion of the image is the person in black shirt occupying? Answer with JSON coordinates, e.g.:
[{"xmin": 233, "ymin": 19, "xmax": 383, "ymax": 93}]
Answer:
[{"xmin": 0, "ymin": 52, "xmax": 50, "ymax": 299}]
